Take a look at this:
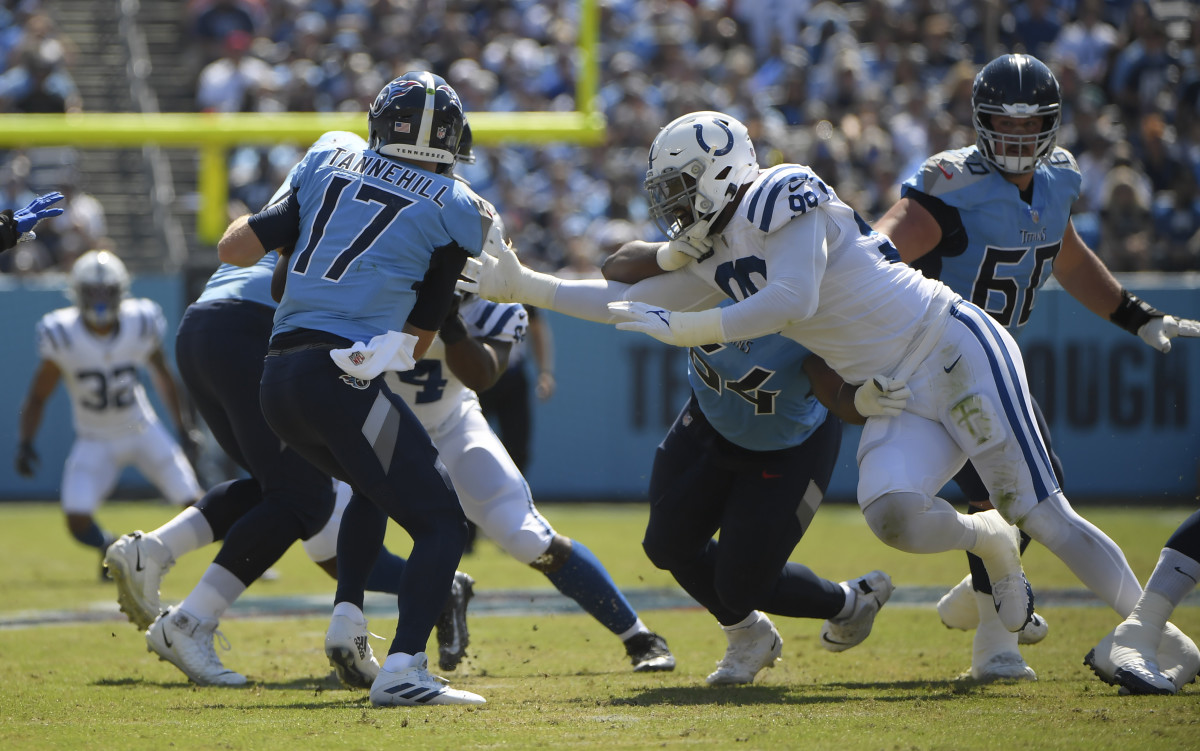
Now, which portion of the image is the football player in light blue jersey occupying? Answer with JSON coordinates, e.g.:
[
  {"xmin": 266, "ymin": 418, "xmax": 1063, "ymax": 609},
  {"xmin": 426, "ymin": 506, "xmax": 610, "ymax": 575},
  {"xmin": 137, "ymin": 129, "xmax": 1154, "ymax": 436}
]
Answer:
[
  {"xmin": 603, "ymin": 247, "xmax": 895, "ymax": 685},
  {"xmin": 110, "ymin": 130, "xmax": 467, "ymax": 690},
  {"xmin": 876, "ymin": 54, "xmax": 1200, "ymax": 686},
  {"xmin": 217, "ymin": 71, "xmax": 493, "ymax": 707}
]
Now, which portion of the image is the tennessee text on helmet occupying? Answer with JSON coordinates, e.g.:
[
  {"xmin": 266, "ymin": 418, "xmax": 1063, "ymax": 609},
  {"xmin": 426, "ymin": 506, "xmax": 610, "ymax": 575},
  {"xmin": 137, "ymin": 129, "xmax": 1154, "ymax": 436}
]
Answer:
[{"xmin": 368, "ymin": 70, "xmax": 465, "ymax": 174}]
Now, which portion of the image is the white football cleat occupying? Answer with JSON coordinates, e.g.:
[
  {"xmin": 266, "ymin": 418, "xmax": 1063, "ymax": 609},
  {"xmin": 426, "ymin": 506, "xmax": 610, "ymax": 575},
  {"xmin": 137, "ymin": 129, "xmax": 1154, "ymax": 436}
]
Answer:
[
  {"xmin": 369, "ymin": 652, "xmax": 486, "ymax": 706},
  {"xmin": 960, "ymin": 652, "xmax": 1037, "ymax": 683},
  {"xmin": 937, "ymin": 574, "xmax": 978, "ymax": 631},
  {"xmin": 325, "ymin": 608, "xmax": 380, "ymax": 689},
  {"xmin": 1086, "ymin": 621, "xmax": 1200, "ymax": 692},
  {"xmin": 820, "ymin": 570, "xmax": 894, "ymax": 652},
  {"xmin": 104, "ymin": 531, "xmax": 173, "ymax": 631},
  {"xmin": 706, "ymin": 613, "xmax": 783, "ymax": 685},
  {"xmin": 146, "ymin": 608, "xmax": 246, "ymax": 687},
  {"xmin": 970, "ymin": 510, "xmax": 1033, "ymax": 632},
  {"xmin": 938, "ymin": 575, "xmax": 1049, "ymax": 645}
]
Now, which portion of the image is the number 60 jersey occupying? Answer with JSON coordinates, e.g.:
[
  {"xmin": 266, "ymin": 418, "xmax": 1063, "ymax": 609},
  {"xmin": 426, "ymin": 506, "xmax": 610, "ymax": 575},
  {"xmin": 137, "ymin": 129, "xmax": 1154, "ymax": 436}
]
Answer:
[
  {"xmin": 34, "ymin": 298, "xmax": 167, "ymax": 439},
  {"xmin": 900, "ymin": 144, "xmax": 1082, "ymax": 335}
]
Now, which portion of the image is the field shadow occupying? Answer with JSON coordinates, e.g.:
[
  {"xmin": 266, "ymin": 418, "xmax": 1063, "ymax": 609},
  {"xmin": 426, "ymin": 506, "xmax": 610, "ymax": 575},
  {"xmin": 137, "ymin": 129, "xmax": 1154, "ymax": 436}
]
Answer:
[{"xmin": 618, "ymin": 679, "xmax": 967, "ymax": 707}]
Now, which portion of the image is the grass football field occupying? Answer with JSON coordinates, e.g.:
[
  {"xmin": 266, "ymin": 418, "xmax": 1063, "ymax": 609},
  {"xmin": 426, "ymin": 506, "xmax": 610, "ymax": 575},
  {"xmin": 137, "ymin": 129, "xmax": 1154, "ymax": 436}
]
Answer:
[{"xmin": 0, "ymin": 500, "xmax": 1196, "ymax": 751}]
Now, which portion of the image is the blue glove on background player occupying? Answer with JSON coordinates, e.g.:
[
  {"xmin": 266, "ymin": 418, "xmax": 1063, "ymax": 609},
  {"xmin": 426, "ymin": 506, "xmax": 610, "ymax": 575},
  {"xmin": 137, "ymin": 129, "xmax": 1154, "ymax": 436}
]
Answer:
[{"xmin": 0, "ymin": 192, "xmax": 65, "ymax": 250}]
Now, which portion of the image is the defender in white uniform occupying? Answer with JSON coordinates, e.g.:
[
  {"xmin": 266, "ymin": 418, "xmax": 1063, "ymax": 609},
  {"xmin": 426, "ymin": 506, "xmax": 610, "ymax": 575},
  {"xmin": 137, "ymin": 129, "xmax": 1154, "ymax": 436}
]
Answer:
[
  {"xmin": 305, "ymin": 290, "xmax": 675, "ymax": 673},
  {"xmin": 460, "ymin": 112, "xmax": 1172, "ymax": 676},
  {"xmin": 16, "ymin": 250, "xmax": 202, "ymax": 573}
]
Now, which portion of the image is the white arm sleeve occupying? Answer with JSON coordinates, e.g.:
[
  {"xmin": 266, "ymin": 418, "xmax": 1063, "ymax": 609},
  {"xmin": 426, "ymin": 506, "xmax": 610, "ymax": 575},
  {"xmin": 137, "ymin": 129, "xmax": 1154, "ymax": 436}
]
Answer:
[
  {"xmin": 717, "ymin": 211, "xmax": 827, "ymax": 341},
  {"xmin": 548, "ymin": 269, "xmax": 723, "ymax": 323}
]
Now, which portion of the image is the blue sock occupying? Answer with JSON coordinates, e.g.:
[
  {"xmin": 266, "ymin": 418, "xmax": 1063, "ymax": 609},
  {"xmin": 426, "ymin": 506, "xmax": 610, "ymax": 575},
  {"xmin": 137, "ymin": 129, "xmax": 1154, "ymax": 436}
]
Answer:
[
  {"xmin": 364, "ymin": 547, "xmax": 408, "ymax": 595},
  {"xmin": 544, "ymin": 540, "xmax": 637, "ymax": 635},
  {"xmin": 73, "ymin": 520, "xmax": 113, "ymax": 552}
]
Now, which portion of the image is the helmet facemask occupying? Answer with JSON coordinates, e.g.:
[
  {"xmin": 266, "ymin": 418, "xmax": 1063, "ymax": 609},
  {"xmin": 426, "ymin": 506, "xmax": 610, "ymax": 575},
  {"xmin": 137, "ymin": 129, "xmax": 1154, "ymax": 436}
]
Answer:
[
  {"xmin": 645, "ymin": 160, "xmax": 711, "ymax": 240},
  {"xmin": 971, "ymin": 54, "xmax": 1062, "ymax": 175},
  {"xmin": 644, "ymin": 111, "xmax": 759, "ymax": 243},
  {"xmin": 77, "ymin": 283, "xmax": 122, "ymax": 327},
  {"xmin": 973, "ymin": 106, "xmax": 1060, "ymax": 175}
]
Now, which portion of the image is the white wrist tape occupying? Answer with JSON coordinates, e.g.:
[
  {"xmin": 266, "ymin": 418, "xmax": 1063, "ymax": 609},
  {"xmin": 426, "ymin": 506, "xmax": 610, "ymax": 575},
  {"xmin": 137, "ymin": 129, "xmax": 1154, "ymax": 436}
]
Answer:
[{"xmin": 668, "ymin": 308, "xmax": 725, "ymax": 347}]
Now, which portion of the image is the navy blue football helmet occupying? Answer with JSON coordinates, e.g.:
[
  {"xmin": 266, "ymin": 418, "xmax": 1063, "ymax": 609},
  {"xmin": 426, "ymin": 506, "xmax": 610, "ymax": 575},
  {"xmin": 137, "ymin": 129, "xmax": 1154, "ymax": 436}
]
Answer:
[
  {"xmin": 456, "ymin": 120, "xmax": 476, "ymax": 164},
  {"xmin": 368, "ymin": 71, "xmax": 465, "ymax": 173},
  {"xmin": 972, "ymin": 54, "xmax": 1061, "ymax": 174}
]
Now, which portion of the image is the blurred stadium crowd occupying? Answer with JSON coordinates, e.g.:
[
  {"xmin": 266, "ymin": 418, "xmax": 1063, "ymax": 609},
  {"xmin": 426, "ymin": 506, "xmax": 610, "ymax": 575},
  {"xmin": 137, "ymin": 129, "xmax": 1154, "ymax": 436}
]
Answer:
[{"xmin": 0, "ymin": 0, "xmax": 1198, "ymax": 276}]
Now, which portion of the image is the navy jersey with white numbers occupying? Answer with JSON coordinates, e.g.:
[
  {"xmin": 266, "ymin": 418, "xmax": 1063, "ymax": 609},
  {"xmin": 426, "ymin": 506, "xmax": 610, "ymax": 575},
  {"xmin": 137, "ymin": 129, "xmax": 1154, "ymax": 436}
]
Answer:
[
  {"xmin": 688, "ymin": 331, "xmax": 827, "ymax": 452},
  {"xmin": 900, "ymin": 145, "xmax": 1082, "ymax": 335},
  {"xmin": 252, "ymin": 138, "xmax": 493, "ymax": 342}
]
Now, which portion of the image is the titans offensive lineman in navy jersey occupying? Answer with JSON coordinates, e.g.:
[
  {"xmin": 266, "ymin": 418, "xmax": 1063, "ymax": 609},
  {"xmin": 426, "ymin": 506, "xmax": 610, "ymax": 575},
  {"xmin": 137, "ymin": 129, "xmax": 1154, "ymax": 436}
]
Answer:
[
  {"xmin": 604, "ymin": 248, "xmax": 895, "ymax": 684},
  {"xmin": 218, "ymin": 72, "xmax": 492, "ymax": 707},
  {"xmin": 875, "ymin": 54, "xmax": 1199, "ymax": 685}
]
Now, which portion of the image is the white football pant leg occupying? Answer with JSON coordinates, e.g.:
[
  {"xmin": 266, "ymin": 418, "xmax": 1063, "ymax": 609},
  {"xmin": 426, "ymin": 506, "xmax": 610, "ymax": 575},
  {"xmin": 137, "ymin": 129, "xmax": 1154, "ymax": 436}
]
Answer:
[
  {"xmin": 61, "ymin": 437, "xmax": 123, "ymax": 515},
  {"xmin": 130, "ymin": 421, "xmax": 203, "ymax": 505},
  {"xmin": 436, "ymin": 403, "xmax": 555, "ymax": 564}
]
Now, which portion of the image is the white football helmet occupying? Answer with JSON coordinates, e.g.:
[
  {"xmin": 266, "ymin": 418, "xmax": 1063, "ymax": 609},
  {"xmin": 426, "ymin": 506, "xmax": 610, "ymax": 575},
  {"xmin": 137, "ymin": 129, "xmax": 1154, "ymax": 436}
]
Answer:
[
  {"xmin": 69, "ymin": 249, "xmax": 129, "ymax": 327},
  {"xmin": 644, "ymin": 111, "xmax": 759, "ymax": 243}
]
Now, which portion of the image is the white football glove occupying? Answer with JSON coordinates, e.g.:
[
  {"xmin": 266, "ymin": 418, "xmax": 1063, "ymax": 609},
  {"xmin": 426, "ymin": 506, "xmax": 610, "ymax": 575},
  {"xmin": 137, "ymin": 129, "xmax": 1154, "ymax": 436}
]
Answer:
[
  {"xmin": 853, "ymin": 376, "xmax": 912, "ymax": 418},
  {"xmin": 457, "ymin": 234, "xmax": 559, "ymax": 308},
  {"xmin": 607, "ymin": 301, "xmax": 724, "ymax": 347},
  {"xmin": 1138, "ymin": 315, "xmax": 1200, "ymax": 353},
  {"xmin": 655, "ymin": 237, "xmax": 712, "ymax": 271}
]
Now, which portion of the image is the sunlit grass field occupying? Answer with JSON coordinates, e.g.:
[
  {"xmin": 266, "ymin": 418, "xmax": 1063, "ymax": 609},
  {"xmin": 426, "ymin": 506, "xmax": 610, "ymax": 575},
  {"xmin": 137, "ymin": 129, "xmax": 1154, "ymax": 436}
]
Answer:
[{"xmin": 0, "ymin": 500, "xmax": 1196, "ymax": 751}]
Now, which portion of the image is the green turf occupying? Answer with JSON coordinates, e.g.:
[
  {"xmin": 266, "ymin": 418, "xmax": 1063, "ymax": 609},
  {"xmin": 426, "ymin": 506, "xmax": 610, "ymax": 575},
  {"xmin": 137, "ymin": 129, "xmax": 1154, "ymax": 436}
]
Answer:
[{"xmin": 0, "ymin": 500, "xmax": 1196, "ymax": 751}]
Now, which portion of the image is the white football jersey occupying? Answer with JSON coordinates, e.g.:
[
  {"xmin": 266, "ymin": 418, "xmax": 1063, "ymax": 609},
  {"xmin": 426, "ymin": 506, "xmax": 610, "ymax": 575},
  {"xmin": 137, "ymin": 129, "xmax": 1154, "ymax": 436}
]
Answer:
[
  {"xmin": 35, "ymin": 298, "xmax": 167, "ymax": 439},
  {"xmin": 683, "ymin": 164, "xmax": 959, "ymax": 384},
  {"xmin": 383, "ymin": 295, "xmax": 528, "ymax": 432}
]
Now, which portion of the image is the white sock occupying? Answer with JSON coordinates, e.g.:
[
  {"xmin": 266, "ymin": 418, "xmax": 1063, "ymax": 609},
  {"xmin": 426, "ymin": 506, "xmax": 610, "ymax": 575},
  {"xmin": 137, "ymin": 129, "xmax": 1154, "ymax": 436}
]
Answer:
[
  {"xmin": 179, "ymin": 564, "xmax": 245, "ymax": 622},
  {"xmin": 1128, "ymin": 590, "xmax": 1174, "ymax": 633},
  {"xmin": 331, "ymin": 601, "xmax": 366, "ymax": 623},
  {"xmin": 833, "ymin": 582, "xmax": 856, "ymax": 620},
  {"xmin": 1145, "ymin": 548, "xmax": 1200, "ymax": 608},
  {"xmin": 151, "ymin": 507, "xmax": 214, "ymax": 561},
  {"xmin": 972, "ymin": 591, "xmax": 1019, "ymax": 666},
  {"xmin": 617, "ymin": 619, "xmax": 648, "ymax": 642},
  {"xmin": 382, "ymin": 651, "xmax": 415, "ymax": 672}
]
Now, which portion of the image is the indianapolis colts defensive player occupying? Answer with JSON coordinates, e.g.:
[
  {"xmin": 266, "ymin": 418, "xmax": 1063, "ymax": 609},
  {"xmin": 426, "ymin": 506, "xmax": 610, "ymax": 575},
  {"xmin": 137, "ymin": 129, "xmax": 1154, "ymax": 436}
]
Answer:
[
  {"xmin": 602, "ymin": 246, "xmax": 895, "ymax": 684},
  {"xmin": 461, "ymin": 109, "xmax": 1179, "ymax": 683},
  {"xmin": 16, "ymin": 250, "xmax": 203, "ymax": 575},
  {"xmin": 218, "ymin": 71, "xmax": 489, "ymax": 707},
  {"xmin": 308, "ymin": 283, "xmax": 676, "ymax": 673},
  {"xmin": 874, "ymin": 53, "xmax": 1200, "ymax": 685},
  {"xmin": 107, "ymin": 132, "xmax": 459, "ymax": 690}
]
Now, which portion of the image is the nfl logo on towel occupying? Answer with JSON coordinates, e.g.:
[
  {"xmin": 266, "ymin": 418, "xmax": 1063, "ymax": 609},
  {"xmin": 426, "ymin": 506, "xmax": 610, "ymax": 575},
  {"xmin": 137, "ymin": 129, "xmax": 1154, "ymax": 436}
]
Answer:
[{"xmin": 349, "ymin": 351, "xmax": 366, "ymax": 366}]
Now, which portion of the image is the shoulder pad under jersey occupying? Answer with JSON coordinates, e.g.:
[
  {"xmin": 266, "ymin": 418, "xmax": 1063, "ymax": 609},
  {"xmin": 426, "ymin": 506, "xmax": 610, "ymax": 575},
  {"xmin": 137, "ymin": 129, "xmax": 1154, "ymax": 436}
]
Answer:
[{"xmin": 743, "ymin": 164, "xmax": 836, "ymax": 235}]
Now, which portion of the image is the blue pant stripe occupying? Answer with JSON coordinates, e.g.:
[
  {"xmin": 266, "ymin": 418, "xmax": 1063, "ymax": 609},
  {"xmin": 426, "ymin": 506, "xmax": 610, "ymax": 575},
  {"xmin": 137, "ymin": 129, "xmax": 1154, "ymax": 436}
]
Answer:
[{"xmin": 951, "ymin": 303, "xmax": 1058, "ymax": 501}]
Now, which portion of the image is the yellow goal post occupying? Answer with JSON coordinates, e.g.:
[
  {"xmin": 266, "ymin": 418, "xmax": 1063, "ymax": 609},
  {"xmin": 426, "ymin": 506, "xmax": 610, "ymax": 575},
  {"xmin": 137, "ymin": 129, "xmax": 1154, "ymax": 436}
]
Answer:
[{"xmin": 0, "ymin": 0, "xmax": 603, "ymax": 244}]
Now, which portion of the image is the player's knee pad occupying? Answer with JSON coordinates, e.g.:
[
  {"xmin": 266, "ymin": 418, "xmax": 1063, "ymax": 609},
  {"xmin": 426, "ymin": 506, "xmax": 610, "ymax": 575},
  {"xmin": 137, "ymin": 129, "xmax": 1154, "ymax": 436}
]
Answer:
[
  {"xmin": 863, "ymin": 491, "xmax": 937, "ymax": 551},
  {"xmin": 528, "ymin": 534, "xmax": 573, "ymax": 574}
]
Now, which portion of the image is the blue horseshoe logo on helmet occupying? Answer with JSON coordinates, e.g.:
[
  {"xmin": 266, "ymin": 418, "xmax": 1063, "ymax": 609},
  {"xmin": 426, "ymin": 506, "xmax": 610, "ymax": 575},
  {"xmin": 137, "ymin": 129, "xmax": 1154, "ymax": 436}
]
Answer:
[{"xmin": 693, "ymin": 118, "xmax": 734, "ymax": 156}]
